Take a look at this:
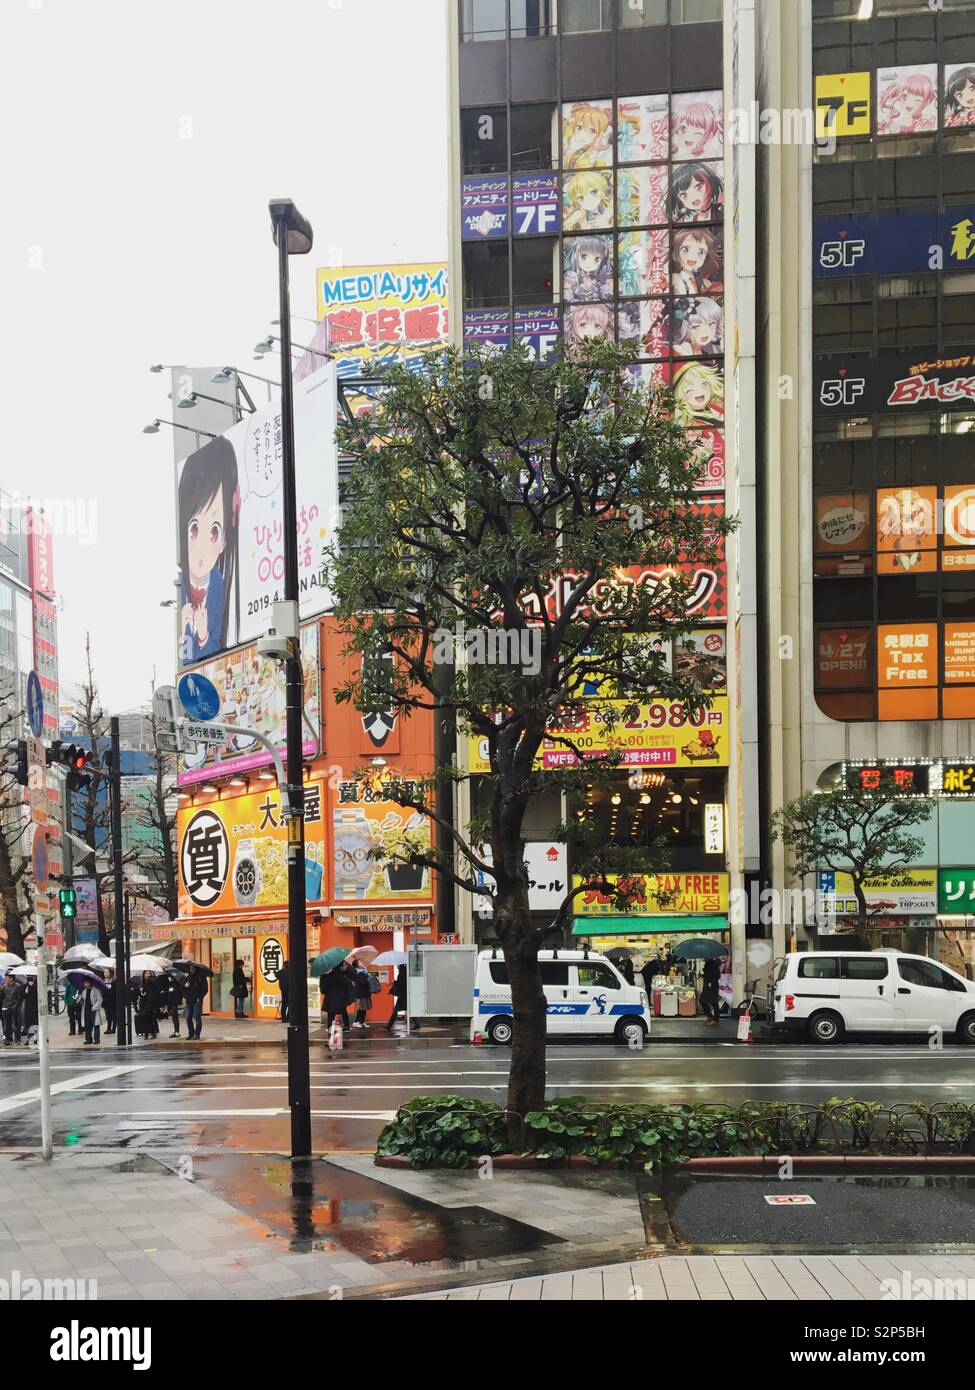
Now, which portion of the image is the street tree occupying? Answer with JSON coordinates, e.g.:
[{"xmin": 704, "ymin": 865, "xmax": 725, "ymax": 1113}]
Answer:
[
  {"xmin": 770, "ymin": 772, "xmax": 934, "ymax": 939},
  {"xmin": 131, "ymin": 692, "xmax": 179, "ymax": 924},
  {"xmin": 0, "ymin": 675, "xmax": 33, "ymax": 957},
  {"xmin": 328, "ymin": 342, "xmax": 732, "ymax": 1127}
]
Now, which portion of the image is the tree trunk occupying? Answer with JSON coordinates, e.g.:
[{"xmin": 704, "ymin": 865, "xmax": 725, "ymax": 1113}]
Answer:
[{"xmin": 497, "ymin": 907, "xmax": 547, "ymax": 1148}]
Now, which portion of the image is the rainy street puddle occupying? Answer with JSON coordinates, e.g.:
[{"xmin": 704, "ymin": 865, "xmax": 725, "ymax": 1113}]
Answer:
[{"xmin": 186, "ymin": 1153, "xmax": 563, "ymax": 1266}]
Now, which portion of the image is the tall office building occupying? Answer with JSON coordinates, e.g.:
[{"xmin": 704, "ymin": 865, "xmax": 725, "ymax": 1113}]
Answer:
[{"xmin": 448, "ymin": 0, "xmax": 760, "ymax": 1001}]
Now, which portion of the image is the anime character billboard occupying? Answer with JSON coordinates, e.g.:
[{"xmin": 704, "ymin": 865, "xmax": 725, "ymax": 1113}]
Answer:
[
  {"xmin": 671, "ymin": 91, "xmax": 723, "ymax": 160},
  {"xmin": 562, "ymin": 234, "xmax": 614, "ymax": 302},
  {"xmin": 176, "ymin": 363, "xmax": 339, "ymax": 666},
  {"xmin": 562, "ymin": 99, "xmax": 614, "ymax": 169},
  {"xmin": 671, "ymin": 161, "xmax": 724, "ymax": 224},
  {"xmin": 617, "ymin": 94, "xmax": 669, "ymax": 164},
  {"xmin": 876, "ymin": 64, "xmax": 938, "ymax": 135},
  {"xmin": 945, "ymin": 63, "xmax": 975, "ymax": 128}
]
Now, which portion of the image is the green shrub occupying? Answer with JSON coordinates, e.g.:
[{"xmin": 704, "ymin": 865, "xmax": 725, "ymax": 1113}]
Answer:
[{"xmin": 375, "ymin": 1097, "xmax": 975, "ymax": 1169}]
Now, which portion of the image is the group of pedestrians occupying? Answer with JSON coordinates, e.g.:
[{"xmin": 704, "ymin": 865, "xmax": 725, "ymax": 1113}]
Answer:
[
  {"xmin": 61, "ymin": 962, "xmax": 210, "ymax": 1046},
  {"xmin": 320, "ymin": 961, "xmax": 407, "ymax": 1036},
  {"xmin": 1, "ymin": 969, "xmax": 39, "ymax": 1046}
]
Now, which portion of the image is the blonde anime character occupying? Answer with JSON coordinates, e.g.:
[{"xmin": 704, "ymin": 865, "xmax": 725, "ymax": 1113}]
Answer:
[
  {"xmin": 672, "ymin": 360, "xmax": 724, "ymax": 427},
  {"xmin": 562, "ymin": 101, "xmax": 613, "ymax": 168},
  {"xmin": 563, "ymin": 170, "xmax": 613, "ymax": 230}
]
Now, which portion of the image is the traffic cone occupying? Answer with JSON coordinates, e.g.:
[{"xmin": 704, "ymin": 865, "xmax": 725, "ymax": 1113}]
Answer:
[{"xmin": 472, "ymin": 1031, "xmax": 482, "ymax": 1045}]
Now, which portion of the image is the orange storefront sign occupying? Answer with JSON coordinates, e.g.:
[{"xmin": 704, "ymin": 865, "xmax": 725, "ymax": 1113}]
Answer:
[{"xmin": 877, "ymin": 623, "xmax": 938, "ymax": 721}]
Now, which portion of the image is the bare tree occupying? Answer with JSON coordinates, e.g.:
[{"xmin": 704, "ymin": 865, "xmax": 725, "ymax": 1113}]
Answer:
[{"xmin": 129, "ymin": 680, "xmax": 178, "ymax": 922}]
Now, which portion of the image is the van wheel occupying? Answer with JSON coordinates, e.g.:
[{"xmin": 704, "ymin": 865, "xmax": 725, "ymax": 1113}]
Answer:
[
  {"xmin": 487, "ymin": 1018, "xmax": 513, "ymax": 1046},
  {"xmin": 956, "ymin": 1013, "xmax": 975, "ymax": 1045},
  {"xmin": 808, "ymin": 1011, "xmax": 844, "ymax": 1044},
  {"xmin": 614, "ymin": 1017, "xmax": 648, "ymax": 1046}
]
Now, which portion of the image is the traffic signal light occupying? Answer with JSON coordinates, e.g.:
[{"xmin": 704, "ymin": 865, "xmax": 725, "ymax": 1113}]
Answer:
[
  {"xmin": 58, "ymin": 886, "xmax": 77, "ymax": 920},
  {"xmin": 45, "ymin": 741, "xmax": 94, "ymax": 792},
  {"xmin": 13, "ymin": 740, "xmax": 29, "ymax": 787}
]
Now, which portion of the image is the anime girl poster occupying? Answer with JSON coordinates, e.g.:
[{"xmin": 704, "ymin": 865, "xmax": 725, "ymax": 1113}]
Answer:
[
  {"xmin": 671, "ymin": 90, "xmax": 723, "ymax": 160},
  {"xmin": 945, "ymin": 63, "xmax": 975, "ymax": 128},
  {"xmin": 178, "ymin": 435, "xmax": 241, "ymax": 666},
  {"xmin": 562, "ymin": 170, "xmax": 614, "ymax": 232},
  {"xmin": 876, "ymin": 64, "xmax": 938, "ymax": 135},
  {"xmin": 617, "ymin": 93, "xmax": 669, "ymax": 163},
  {"xmin": 617, "ymin": 230, "xmax": 669, "ymax": 297},
  {"xmin": 565, "ymin": 302, "xmax": 615, "ymax": 351},
  {"xmin": 616, "ymin": 165, "xmax": 668, "ymax": 228},
  {"xmin": 671, "ymin": 297, "xmax": 724, "ymax": 358},
  {"xmin": 563, "ymin": 235, "xmax": 614, "ymax": 301},
  {"xmin": 671, "ymin": 359, "xmax": 725, "ymax": 427},
  {"xmin": 617, "ymin": 299, "xmax": 669, "ymax": 358},
  {"xmin": 671, "ymin": 161, "xmax": 724, "ymax": 223},
  {"xmin": 561, "ymin": 99, "xmax": 613, "ymax": 169},
  {"xmin": 671, "ymin": 227, "xmax": 724, "ymax": 295}
]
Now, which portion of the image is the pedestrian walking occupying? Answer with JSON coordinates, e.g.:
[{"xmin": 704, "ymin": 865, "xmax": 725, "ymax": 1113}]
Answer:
[
  {"xmin": 231, "ymin": 961, "xmax": 249, "ymax": 1019},
  {"xmin": 277, "ymin": 959, "xmax": 290, "ymax": 1022},
  {"xmin": 351, "ymin": 964, "xmax": 373, "ymax": 1029},
  {"xmin": 321, "ymin": 966, "xmax": 350, "ymax": 1034},
  {"xmin": 64, "ymin": 979, "xmax": 83, "ymax": 1036},
  {"xmin": 1, "ymin": 970, "xmax": 25, "ymax": 1045},
  {"xmin": 699, "ymin": 955, "xmax": 721, "ymax": 1025},
  {"xmin": 81, "ymin": 977, "xmax": 106, "ymax": 1046},
  {"xmin": 133, "ymin": 971, "xmax": 159, "ymax": 1040},
  {"xmin": 20, "ymin": 976, "xmax": 38, "ymax": 1046},
  {"xmin": 385, "ymin": 964, "xmax": 408, "ymax": 1034},
  {"xmin": 183, "ymin": 964, "xmax": 206, "ymax": 1039},
  {"xmin": 164, "ymin": 973, "xmax": 183, "ymax": 1037}
]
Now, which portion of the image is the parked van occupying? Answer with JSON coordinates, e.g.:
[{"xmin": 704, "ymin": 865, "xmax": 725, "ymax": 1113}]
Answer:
[
  {"xmin": 471, "ymin": 949, "xmax": 651, "ymax": 1045},
  {"xmin": 768, "ymin": 949, "xmax": 975, "ymax": 1044}
]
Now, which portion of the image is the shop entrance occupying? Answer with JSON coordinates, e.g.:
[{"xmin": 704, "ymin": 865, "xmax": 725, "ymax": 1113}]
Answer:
[
  {"xmin": 235, "ymin": 938, "xmax": 254, "ymax": 1016},
  {"xmin": 210, "ymin": 939, "xmax": 234, "ymax": 1014}
]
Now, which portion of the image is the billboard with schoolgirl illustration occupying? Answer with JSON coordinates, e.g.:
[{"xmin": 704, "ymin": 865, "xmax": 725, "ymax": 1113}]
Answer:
[{"xmin": 175, "ymin": 363, "xmax": 339, "ymax": 667}]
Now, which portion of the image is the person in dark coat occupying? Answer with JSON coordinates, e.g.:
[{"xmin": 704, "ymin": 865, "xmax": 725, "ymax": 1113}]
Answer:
[
  {"xmin": 164, "ymin": 973, "xmax": 183, "ymax": 1037},
  {"xmin": 699, "ymin": 955, "xmax": 721, "ymax": 1024},
  {"xmin": 1, "ymin": 971, "xmax": 25, "ymax": 1045},
  {"xmin": 231, "ymin": 961, "xmax": 249, "ymax": 1019},
  {"xmin": 385, "ymin": 965, "xmax": 408, "ymax": 1033},
  {"xmin": 351, "ymin": 965, "xmax": 373, "ymax": 1029},
  {"xmin": 103, "ymin": 966, "xmax": 117, "ymax": 1035},
  {"xmin": 277, "ymin": 960, "xmax": 290, "ymax": 1022},
  {"xmin": 321, "ymin": 966, "xmax": 350, "ymax": 1032},
  {"xmin": 133, "ymin": 972, "xmax": 159, "ymax": 1039},
  {"xmin": 617, "ymin": 955, "xmax": 635, "ymax": 986},
  {"xmin": 64, "ymin": 979, "xmax": 84, "ymax": 1036},
  {"xmin": 183, "ymin": 964, "xmax": 206, "ymax": 1039},
  {"xmin": 21, "ymin": 976, "xmax": 39, "ymax": 1045}
]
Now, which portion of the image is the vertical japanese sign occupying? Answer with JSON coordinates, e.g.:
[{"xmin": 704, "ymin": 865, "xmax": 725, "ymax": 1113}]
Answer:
[{"xmin": 175, "ymin": 364, "xmax": 338, "ymax": 665}]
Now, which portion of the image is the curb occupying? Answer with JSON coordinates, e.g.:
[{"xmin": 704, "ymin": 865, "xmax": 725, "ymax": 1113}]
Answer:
[{"xmin": 376, "ymin": 1153, "xmax": 975, "ymax": 1174}]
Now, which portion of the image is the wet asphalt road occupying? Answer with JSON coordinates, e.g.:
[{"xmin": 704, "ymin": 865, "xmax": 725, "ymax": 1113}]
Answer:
[{"xmin": 0, "ymin": 1034, "xmax": 972, "ymax": 1155}]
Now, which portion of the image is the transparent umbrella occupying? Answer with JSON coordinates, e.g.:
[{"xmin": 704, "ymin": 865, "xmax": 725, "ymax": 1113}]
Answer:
[
  {"xmin": 0, "ymin": 953, "xmax": 25, "ymax": 972},
  {"xmin": 61, "ymin": 943, "xmax": 103, "ymax": 964}
]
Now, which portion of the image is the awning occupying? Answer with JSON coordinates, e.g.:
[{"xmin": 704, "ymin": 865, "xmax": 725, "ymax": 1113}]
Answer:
[{"xmin": 573, "ymin": 915, "xmax": 729, "ymax": 936}]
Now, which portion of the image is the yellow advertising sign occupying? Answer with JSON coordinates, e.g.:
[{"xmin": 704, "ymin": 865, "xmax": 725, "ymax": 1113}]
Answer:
[
  {"xmin": 315, "ymin": 263, "xmax": 449, "ymax": 380},
  {"xmin": 177, "ymin": 782, "xmax": 326, "ymax": 918},
  {"xmin": 468, "ymin": 696, "xmax": 730, "ymax": 775},
  {"xmin": 831, "ymin": 869, "xmax": 937, "ymax": 915},
  {"xmin": 815, "ymin": 72, "xmax": 871, "ymax": 138},
  {"xmin": 572, "ymin": 872, "xmax": 730, "ymax": 918}
]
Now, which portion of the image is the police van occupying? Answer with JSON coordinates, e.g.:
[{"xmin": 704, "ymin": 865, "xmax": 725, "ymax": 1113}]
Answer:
[{"xmin": 471, "ymin": 948, "xmax": 651, "ymax": 1045}]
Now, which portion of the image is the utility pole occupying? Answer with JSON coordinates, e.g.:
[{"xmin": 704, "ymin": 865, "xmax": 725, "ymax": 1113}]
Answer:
[{"xmin": 110, "ymin": 717, "xmax": 128, "ymax": 1046}]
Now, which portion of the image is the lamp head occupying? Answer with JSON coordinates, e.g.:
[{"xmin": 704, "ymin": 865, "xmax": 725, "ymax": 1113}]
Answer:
[{"xmin": 269, "ymin": 199, "xmax": 314, "ymax": 255}]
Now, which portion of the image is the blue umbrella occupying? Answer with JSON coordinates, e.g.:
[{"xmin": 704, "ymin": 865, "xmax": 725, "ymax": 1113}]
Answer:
[
  {"xmin": 671, "ymin": 937, "xmax": 728, "ymax": 961},
  {"xmin": 63, "ymin": 969, "xmax": 109, "ymax": 991}
]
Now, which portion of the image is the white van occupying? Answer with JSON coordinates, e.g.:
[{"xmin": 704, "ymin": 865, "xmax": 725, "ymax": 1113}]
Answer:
[
  {"xmin": 768, "ymin": 949, "xmax": 975, "ymax": 1044},
  {"xmin": 471, "ymin": 948, "xmax": 651, "ymax": 1045}
]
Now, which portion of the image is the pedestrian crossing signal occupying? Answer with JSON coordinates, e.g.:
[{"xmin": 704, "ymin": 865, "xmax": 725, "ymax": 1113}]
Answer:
[{"xmin": 58, "ymin": 887, "xmax": 77, "ymax": 920}]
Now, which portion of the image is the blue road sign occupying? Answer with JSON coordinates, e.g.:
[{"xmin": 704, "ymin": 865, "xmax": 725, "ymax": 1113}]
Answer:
[
  {"xmin": 32, "ymin": 827, "xmax": 49, "ymax": 892},
  {"xmin": 26, "ymin": 670, "xmax": 44, "ymax": 739},
  {"xmin": 818, "ymin": 871, "xmax": 835, "ymax": 894},
  {"xmin": 177, "ymin": 672, "xmax": 221, "ymax": 722}
]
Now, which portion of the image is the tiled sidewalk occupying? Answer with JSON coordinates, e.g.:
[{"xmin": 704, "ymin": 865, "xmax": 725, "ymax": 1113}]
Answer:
[{"xmin": 401, "ymin": 1253, "xmax": 975, "ymax": 1301}]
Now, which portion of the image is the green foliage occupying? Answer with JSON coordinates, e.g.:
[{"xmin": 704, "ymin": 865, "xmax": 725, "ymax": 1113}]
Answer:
[{"xmin": 376, "ymin": 1095, "xmax": 975, "ymax": 1168}]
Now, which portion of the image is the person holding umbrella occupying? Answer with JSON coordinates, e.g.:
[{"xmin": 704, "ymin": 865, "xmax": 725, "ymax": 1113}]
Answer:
[
  {"xmin": 20, "ymin": 974, "xmax": 38, "ymax": 1046},
  {"xmin": 81, "ymin": 975, "xmax": 106, "ymax": 1046},
  {"xmin": 321, "ymin": 965, "xmax": 351, "ymax": 1035},
  {"xmin": 64, "ymin": 977, "xmax": 84, "ymax": 1037},
  {"xmin": 386, "ymin": 964, "xmax": 408, "ymax": 1034},
  {"xmin": 132, "ymin": 971, "xmax": 160, "ymax": 1040},
  {"xmin": 351, "ymin": 963, "xmax": 373, "ymax": 1030},
  {"xmin": 163, "ymin": 971, "xmax": 184, "ymax": 1037}
]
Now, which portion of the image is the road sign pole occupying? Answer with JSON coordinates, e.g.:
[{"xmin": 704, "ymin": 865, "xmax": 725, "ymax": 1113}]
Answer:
[
  {"xmin": 111, "ymin": 717, "xmax": 128, "ymax": 1047},
  {"xmin": 36, "ymin": 913, "xmax": 52, "ymax": 1160}
]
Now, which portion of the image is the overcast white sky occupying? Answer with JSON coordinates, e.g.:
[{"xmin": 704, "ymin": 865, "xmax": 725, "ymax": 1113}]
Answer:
[{"xmin": 1, "ymin": 0, "xmax": 447, "ymax": 712}]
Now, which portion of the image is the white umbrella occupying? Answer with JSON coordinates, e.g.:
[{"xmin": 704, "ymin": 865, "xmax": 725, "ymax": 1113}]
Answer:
[
  {"xmin": 370, "ymin": 950, "xmax": 408, "ymax": 966},
  {"xmin": 128, "ymin": 954, "xmax": 168, "ymax": 975},
  {"xmin": 11, "ymin": 964, "xmax": 38, "ymax": 978},
  {"xmin": 346, "ymin": 945, "xmax": 379, "ymax": 964},
  {"xmin": 86, "ymin": 956, "xmax": 117, "ymax": 972},
  {"xmin": 0, "ymin": 953, "xmax": 25, "ymax": 972},
  {"xmin": 61, "ymin": 943, "xmax": 103, "ymax": 963}
]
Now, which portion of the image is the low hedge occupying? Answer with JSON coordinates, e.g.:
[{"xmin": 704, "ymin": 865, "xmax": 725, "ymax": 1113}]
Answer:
[{"xmin": 375, "ymin": 1095, "xmax": 975, "ymax": 1170}]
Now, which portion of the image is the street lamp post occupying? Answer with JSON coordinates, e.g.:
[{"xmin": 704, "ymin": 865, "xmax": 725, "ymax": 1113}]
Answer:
[{"xmin": 269, "ymin": 197, "xmax": 314, "ymax": 1159}]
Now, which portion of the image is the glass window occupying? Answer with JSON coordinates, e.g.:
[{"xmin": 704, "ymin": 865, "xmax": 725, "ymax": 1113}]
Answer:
[
  {"xmin": 798, "ymin": 956, "xmax": 839, "ymax": 979},
  {"xmin": 944, "ymin": 153, "xmax": 975, "ymax": 204},
  {"xmin": 943, "ymin": 293, "xmax": 975, "ymax": 343},
  {"xmin": 878, "ymin": 575, "xmax": 938, "ymax": 622},
  {"xmin": 876, "ymin": 155, "xmax": 938, "ymax": 210},
  {"xmin": 540, "ymin": 962, "xmax": 570, "ymax": 985},
  {"xmin": 510, "ymin": 104, "xmax": 556, "ymax": 170},
  {"xmin": 898, "ymin": 958, "xmax": 964, "ymax": 990},
  {"xmin": 510, "ymin": 0, "xmax": 556, "ymax": 36},
  {"xmin": 512, "ymin": 236, "xmax": 558, "ymax": 303},
  {"xmin": 560, "ymin": 0, "xmax": 612, "ymax": 33},
  {"xmin": 462, "ymin": 106, "xmax": 508, "ymax": 174},
  {"xmin": 673, "ymin": 0, "xmax": 722, "ymax": 20},
  {"xmin": 877, "ymin": 295, "xmax": 936, "ymax": 347},
  {"xmin": 460, "ymin": 0, "xmax": 508, "ymax": 40},
  {"xmin": 463, "ymin": 241, "xmax": 510, "ymax": 307},
  {"xmin": 577, "ymin": 962, "xmax": 621, "ymax": 988},
  {"xmin": 842, "ymin": 957, "xmax": 889, "ymax": 980},
  {"xmin": 618, "ymin": 0, "xmax": 668, "ymax": 25}
]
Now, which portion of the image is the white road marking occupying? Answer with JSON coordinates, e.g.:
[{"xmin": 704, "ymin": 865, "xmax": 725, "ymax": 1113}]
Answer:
[{"xmin": 0, "ymin": 1065, "xmax": 144, "ymax": 1114}]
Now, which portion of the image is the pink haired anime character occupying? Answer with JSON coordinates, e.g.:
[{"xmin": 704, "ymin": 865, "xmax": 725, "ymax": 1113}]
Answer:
[
  {"xmin": 671, "ymin": 92, "xmax": 723, "ymax": 160},
  {"xmin": 878, "ymin": 68, "xmax": 938, "ymax": 135}
]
